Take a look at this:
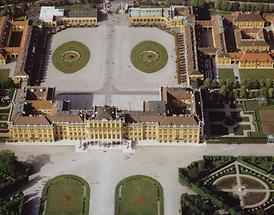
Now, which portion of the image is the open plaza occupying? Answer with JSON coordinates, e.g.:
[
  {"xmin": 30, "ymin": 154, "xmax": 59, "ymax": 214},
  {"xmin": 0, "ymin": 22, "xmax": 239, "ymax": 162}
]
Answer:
[
  {"xmin": 42, "ymin": 27, "xmax": 107, "ymax": 93},
  {"xmin": 41, "ymin": 25, "xmax": 177, "ymax": 110},
  {"xmin": 1, "ymin": 143, "xmax": 273, "ymax": 215}
]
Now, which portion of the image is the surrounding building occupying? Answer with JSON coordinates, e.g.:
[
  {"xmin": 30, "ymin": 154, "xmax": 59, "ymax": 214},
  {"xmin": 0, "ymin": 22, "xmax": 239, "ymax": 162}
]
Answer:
[
  {"xmin": 39, "ymin": 6, "xmax": 97, "ymax": 27},
  {"xmin": 0, "ymin": 16, "xmax": 30, "ymax": 64},
  {"xmin": 128, "ymin": 6, "xmax": 192, "ymax": 28},
  {"xmin": 239, "ymin": 53, "xmax": 274, "ymax": 69},
  {"xmin": 8, "ymin": 87, "xmax": 204, "ymax": 144},
  {"xmin": 195, "ymin": 12, "xmax": 274, "ymax": 69},
  {"xmin": 233, "ymin": 13, "xmax": 265, "ymax": 29},
  {"xmin": 234, "ymin": 28, "xmax": 269, "ymax": 52}
]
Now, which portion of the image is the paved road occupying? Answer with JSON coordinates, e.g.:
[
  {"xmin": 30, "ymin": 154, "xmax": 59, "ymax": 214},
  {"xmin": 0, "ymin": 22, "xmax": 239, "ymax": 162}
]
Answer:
[{"xmin": 1, "ymin": 143, "xmax": 273, "ymax": 215}]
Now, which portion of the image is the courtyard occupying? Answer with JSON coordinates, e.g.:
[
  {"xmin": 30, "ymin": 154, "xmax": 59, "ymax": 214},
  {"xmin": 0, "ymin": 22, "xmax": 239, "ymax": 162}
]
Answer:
[
  {"xmin": 42, "ymin": 24, "xmax": 178, "ymax": 110},
  {"xmin": 42, "ymin": 27, "xmax": 107, "ymax": 93},
  {"xmin": 114, "ymin": 26, "xmax": 177, "ymax": 92},
  {"xmin": 42, "ymin": 26, "xmax": 177, "ymax": 93}
]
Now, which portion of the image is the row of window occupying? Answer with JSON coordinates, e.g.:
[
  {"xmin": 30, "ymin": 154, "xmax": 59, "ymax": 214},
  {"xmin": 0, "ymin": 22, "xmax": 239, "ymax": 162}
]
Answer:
[{"xmin": 131, "ymin": 18, "xmax": 165, "ymax": 22}]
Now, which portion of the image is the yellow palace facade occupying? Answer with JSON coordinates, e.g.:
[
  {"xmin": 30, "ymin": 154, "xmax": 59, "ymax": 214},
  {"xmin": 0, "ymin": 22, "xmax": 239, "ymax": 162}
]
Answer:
[
  {"xmin": 9, "ymin": 116, "xmax": 201, "ymax": 143},
  {"xmin": 8, "ymin": 87, "xmax": 203, "ymax": 144}
]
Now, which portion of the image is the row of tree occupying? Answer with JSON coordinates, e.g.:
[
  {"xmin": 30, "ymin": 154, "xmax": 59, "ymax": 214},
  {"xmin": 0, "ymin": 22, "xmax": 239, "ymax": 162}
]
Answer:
[
  {"xmin": 0, "ymin": 192, "xmax": 24, "ymax": 215},
  {"xmin": 229, "ymin": 0, "xmax": 274, "ymax": 3},
  {"xmin": 0, "ymin": 150, "xmax": 25, "ymax": 178},
  {"xmin": 201, "ymin": 78, "xmax": 274, "ymax": 99},
  {"xmin": 214, "ymin": 0, "xmax": 274, "ymax": 13},
  {"xmin": 0, "ymin": 151, "xmax": 29, "ymax": 215},
  {"xmin": 0, "ymin": 3, "xmax": 28, "ymax": 18},
  {"xmin": 189, "ymin": 0, "xmax": 206, "ymax": 7},
  {"xmin": 181, "ymin": 193, "xmax": 217, "ymax": 215}
]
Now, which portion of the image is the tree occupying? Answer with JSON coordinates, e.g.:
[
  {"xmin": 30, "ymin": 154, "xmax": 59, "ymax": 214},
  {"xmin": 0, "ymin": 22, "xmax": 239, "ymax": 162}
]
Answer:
[
  {"xmin": 8, "ymin": 88, "xmax": 15, "ymax": 99},
  {"xmin": 0, "ymin": 150, "xmax": 18, "ymax": 177},
  {"xmin": 7, "ymin": 78, "xmax": 15, "ymax": 89},
  {"xmin": 255, "ymin": 4, "xmax": 263, "ymax": 12},
  {"xmin": 239, "ymin": 3, "xmax": 247, "ymax": 12},
  {"xmin": 242, "ymin": 79, "xmax": 251, "ymax": 89},
  {"xmin": 260, "ymin": 87, "xmax": 268, "ymax": 98},
  {"xmin": 220, "ymin": 85, "xmax": 228, "ymax": 97},
  {"xmin": 220, "ymin": 0, "xmax": 229, "ymax": 11},
  {"xmin": 265, "ymin": 79, "xmax": 272, "ymax": 88},
  {"xmin": 246, "ymin": 4, "xmax": 252, "ymax": 12},
  {"xmin": 211, "ymin": 80, "xmax": 220, "ymax": 89},
  {"xmin": 214, "ymin": 0, "xmax": 221, "ymax": 10},
  {"xmin": 262, "ymin": 4, "xmax": 269, "ymax": 13},
  {"xmin": 268, "ymin": 88, "xmax": 274, "ymax": 98},
  {"xmin": 239, "ymin": 86, "xmax": 247, "ymax": 98},
  {"xmin": 233, "ymin": 89, "xmax": 238, "ymax": 98},
  {"xmin": 259, "ymin": 79, "xmax": 266, "ymax": 88},
  {"xmin": 10, "ymin": 4, "xmax": 17, "ymax": 17},
  {"xmin": 251, "ymin": 80, "xmax": 259, "ymax": 89},
  {"xmin": 231, "ymin": 2, "xmax": 239, "ymax": 11},
  {"xmin": 203, "ymin": 78, "xmax": 212, "ymax": 89},
  {"xmin": 190, "ymin": 0, "xmax": 205, "ymax": 7}
]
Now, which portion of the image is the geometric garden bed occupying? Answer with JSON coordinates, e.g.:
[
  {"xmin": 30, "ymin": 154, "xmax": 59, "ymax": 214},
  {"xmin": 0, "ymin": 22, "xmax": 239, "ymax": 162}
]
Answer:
[
  {"xmin": 39, "ymin": 174, "xmax": 90, "ymax": 215},
  {"xmin": 179, "ymin": 156, "xmax": 274, "ymax": 214}
]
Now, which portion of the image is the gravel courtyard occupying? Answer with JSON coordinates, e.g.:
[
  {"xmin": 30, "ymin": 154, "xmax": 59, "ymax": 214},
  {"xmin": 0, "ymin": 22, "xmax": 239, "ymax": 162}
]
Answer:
[
  {"xmin": 2, "ymin": 144, "xmax": 273, "ymax": 215},
  {"xmin": 42, "ymin": 27, "xmax": 107, "ymax": 92},
  {"xmin": 114, "ymin": 26, "xmax": 177, "ymax": 92}
]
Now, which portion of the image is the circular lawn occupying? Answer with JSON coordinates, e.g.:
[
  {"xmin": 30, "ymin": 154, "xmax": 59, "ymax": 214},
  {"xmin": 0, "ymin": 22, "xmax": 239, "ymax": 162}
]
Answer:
[
  {"xmin": 40, "ymin": 174, "xmax": 90, "ymax": 215},
  {"xmin": 130, "ymin": 40, "xmax": 168, "ymax": 73},
  {"xmin": 52, "ymin": 41, "xmax": 90, "ymax": 74},
  {"xmin": 115, "ymin": 175, "xmax": 164, "ymax": 215}
]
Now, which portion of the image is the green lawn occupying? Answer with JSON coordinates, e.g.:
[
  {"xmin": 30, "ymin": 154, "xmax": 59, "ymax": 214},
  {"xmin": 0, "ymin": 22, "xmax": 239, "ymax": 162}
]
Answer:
[
  {"xmin": 0, "ymin": 69, "xmax": 10, "ymax": 84},
  {"xmin": 52, "ymin": 41, "xmax": 90, "ymax": 74},
  {"xmin": 243, "ymin": 100, "xmax": 274, "ymax": 136},
  {"xmin": 244, "ymin": 100, "xmax": 259, "ymax": 112},
  {"xmin": 40, "ymin": 175, "xmax": 90, "ymax": 215},
  {"xmin": 0, "ymin": 107, "xmax": 10, "ymax": 114},
  {"xmin": 218, "ymin": 68, "xmax": 235, "ymax": 81},
  {"xmin": 115, "ymin": 175, "xmax": 164, "ymax": 215},
  {"xmin": 130, "ymin": 40, "xmax": 168, "ymax": 73},
  {"xmin": 240, "ymin": 69, "xmax": 274, "ymax": 81}
]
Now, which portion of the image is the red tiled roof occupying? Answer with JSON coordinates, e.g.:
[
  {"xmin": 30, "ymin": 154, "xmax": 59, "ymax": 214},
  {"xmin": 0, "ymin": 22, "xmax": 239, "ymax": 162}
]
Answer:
[{"xmin": 239, "ymin": 53, "xmax": 274, "ymax": 62}]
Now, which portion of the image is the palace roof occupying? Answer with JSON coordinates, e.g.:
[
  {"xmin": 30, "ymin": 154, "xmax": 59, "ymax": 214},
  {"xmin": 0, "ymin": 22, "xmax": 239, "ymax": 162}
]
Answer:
[{"xmin": 239, "ymin": 53, "xmax": 273, "ymax": 62}]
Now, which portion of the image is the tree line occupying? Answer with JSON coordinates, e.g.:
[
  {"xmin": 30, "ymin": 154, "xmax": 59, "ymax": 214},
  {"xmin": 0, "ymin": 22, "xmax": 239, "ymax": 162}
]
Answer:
[
  {"xmin": 201, "ymin": 78, "xmax": 274, "ymax": 100},
  {"xmin": 214, "ymin": 0, "xmax": 274, "ymax": 13}
]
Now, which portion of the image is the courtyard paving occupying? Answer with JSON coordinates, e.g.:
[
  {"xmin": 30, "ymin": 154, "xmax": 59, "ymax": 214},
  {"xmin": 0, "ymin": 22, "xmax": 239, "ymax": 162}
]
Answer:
[
  {"xmin": 41, "ymin": 23, "xmax": 178, "ymax": 110},
  {"xmin": 114, "ymin": 26, "xmax": 177, "ymax": 92},
  {"xmin": 42, "ymin": 27, "xmax": 107, "ymax": 92}
]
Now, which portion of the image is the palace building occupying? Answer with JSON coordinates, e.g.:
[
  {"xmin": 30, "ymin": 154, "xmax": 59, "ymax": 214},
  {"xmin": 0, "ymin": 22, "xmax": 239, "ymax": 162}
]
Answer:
[
  {"xmin": 39, "ymin": 6, "xmax": 97, "ymax": 27},
  {"xmin": 239, "ymin": 53, "xmax": 274, "ymax": 69},
  {"xmin": 233, "ymin": 13, "xmax": 265, "ymax": 29},
  {"xmin": 0, "ymin": 16, "xmax": 30, "ymax": 64},
  {"xmin": 234, "ymin": 28, "xmax": 269, "ymax": 52},
  {"xmin": 205, "ymin": 13, "xmax": 274, "ymax": 69},
  {"xmin": 8, "ymin": 87, "xmax": 204, "ymax": 144},
  {"xmin": 128, "ymin": 6, "xmax": 192, "ymax": 28}
]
